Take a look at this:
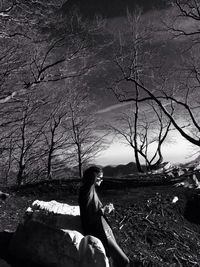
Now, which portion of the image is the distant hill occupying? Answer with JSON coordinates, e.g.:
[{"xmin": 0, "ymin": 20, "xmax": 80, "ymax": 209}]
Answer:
[
  {"xmin": 52, "ymin": 161, "xmax": 140, "ymax": 179},
  {"xmin": 103, "ymin": 162, "xmax": 138, "ymax": 177}
]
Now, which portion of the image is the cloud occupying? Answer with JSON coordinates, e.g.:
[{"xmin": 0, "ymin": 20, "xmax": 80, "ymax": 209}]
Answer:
[{"xmin": 96, "ymin": 102, "xmax": 132, "ymax": 114}]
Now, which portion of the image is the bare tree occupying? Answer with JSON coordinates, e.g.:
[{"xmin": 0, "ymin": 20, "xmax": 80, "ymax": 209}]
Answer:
[
  {"xmin": 164, "ymin": 0, "xmax": 200, "ymax": 39},
  {"xmin": 111, "ymin": 7, "xmax": 154, "ymax": 172},
  {"xmin": 0, "ymin": 134, "xmax": 15, "ymax": 185},
  {"xmin": 65, "ymin": 90, "xmax": 107, "ymax": 178},
  {"xmin": 109, "ymin": 1, "xmax": 200, "ymax": 150},
  {"xmin": 146, "ymin": 103, "xmax": 174, "ymax": 170},
  {"xmin": 109, "ymin": 103, "xmax": 173, "ymax": 172},
  {"xmin": 0, "ymin": 1, "xmax": 103, "ymax": 185},
  {"xmin": 12, "ymin": 93, "xmax": 49, "ymax": 186},
  {"xmin": 41, "ymin": 97, "xmax": 71, "ymax": 180},
  {"xmin": 0, "ymin": 0, "xmax": 98, "ymax": 107}
]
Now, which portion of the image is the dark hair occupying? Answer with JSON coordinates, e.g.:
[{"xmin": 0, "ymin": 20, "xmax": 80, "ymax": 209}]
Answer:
[{"xmin": 82, "ymin": 166, "xmax": 103, "ymax": 186}]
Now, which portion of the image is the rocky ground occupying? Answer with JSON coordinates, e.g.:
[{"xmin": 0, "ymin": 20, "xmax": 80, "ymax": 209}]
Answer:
[{"xmin": 0, "ymin": 181, "xmax": 200, "ymax": 266}]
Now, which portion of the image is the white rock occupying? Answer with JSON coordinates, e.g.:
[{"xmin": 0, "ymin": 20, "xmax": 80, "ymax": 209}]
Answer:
[
  {"xmin": 172, "ymin": 196, "xmax": 179, "ymax": 203},
  {"xmin": 79, "ymin": 235, "xmax": 110, "ymax": 267},
  {"xmin": 32, "ymin": 200, "xmax": 80, "ymax": 215},
  {"xmin": 26, "ymin": 207, "xmax": 33, "ymax": 213},
  {"xmin": 195, "ymin": 164, "xmax": 200, "ymax": 170},
  {"xmin": 163, "ymin": 162, "xmax": 171, "ymax": 171},
  {"xmin": 26, "ymin": 200, "xmax": 82, "ymax": 232}
]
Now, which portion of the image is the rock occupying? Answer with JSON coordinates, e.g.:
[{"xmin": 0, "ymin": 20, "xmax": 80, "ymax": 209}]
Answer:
[
  {"xmin": 175, "ymin": 173, "xmax": 200, "ymax": 189},
  {"xmin": 172, "ymin": 196, "xmax": 179, "ymax": 204},
  {"xmin": 152, "ymin": 162, "xmax": 172, "ymax": 174},
  {"xmin": 9, "ymin": 220, "xmax": 83, "ymax": 267},
  {"xmin": 32, "ymin": 200, "xmax": 80, "ymax": 215},
  {"xmin": 195, "ymin": 164, "xmax": 200, "ymax": 170},
  {"xmin": 0, "ymin": 259, "xmax": 11, "ymax": 267},
  {"xmin": 10, "ymin": 201, "xmax": 110, "ymax": 267},
  {"xmin": 79, "ymin": 235, "xmax": 109, "ymax": 267},
  {"xmin": 26, "ymin": 200, "xmax": 83, "ymax": 233}
]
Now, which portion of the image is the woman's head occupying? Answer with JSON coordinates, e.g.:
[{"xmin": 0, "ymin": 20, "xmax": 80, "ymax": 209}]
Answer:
[{"xmin": 82, "ymin": 166, "xmax": 103, "ymax": 187}]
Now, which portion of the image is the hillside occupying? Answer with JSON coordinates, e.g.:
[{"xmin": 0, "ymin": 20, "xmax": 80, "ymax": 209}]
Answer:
[{"xmin": 103, "ymin": 162, "xmax": 139, "ymax": 177}]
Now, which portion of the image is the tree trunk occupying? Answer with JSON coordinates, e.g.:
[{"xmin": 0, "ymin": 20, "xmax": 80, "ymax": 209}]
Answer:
[
  {"xmin": 150, "ymin": 147, "xmax": 163, "ymax": 170},
  {"xmin": 134, "ymin": 85, "xmax": 143, "ymax": 173},
  {"xmin": 5, "ymin": 145, "xmax": 13, "ymax": 186},
  {"xmin": 47, "ymin": 156, "xmax": 52, "ymax": 180},
  {"xmin": 47, "ymin": 128, "xmax": 55, "ymax": 180},
  {"xmin": 77, "ymin": 144, "xmax": 82, "ymax": 178},
  {"xmin": 47, "ymin": 153, "xmax": 53, "ymax": 180},
  {"xmin": 134, "ymin": 148, "xmax": 143, "ymax": 173},
  {"xmin": 17, "ymin": 158, "xmax": 25, "ymax": 188}
]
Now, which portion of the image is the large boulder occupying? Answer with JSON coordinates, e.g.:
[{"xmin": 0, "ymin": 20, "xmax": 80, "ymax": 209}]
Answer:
[
  {"xmin": 9, "ymin": 219, "xmax": 83, "ymax": 267},
  {"xmin": 9, "ymin": 200, "xmax": 110, "ymax": 267}
]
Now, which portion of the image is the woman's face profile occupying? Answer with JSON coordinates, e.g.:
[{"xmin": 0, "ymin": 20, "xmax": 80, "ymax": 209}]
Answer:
[{"xmin": 95, "ymin": 172, "xmax": 103, "ymax": 187}]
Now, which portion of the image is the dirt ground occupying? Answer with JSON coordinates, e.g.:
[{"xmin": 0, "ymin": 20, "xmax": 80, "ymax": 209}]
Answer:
[{"xmin": 0, "ymin": 183, "xmax": 200, "ymax": 266}]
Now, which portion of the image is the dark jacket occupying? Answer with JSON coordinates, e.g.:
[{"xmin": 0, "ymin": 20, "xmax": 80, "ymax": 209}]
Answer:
[{"xmin": 78, "ymin": 183, "xmax": 114, "ymax": 253}]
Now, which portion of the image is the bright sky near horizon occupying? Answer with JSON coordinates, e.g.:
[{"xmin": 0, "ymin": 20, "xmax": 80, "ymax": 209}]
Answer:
[
  {"xmin": 95, "ymin": 96, "xmax": 198, "ymax": 167},
  {"xmin": 95, "ymin": 132, "xmax": 197, "ymax": 167}
]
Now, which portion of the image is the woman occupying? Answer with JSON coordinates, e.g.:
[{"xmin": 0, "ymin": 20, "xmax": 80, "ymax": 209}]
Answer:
[{"xmin": 78, "ymin": 166, "xmax": 130, "ymax": 267}]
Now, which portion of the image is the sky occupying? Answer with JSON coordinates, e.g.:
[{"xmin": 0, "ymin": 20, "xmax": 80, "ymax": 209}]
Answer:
[
  {"xmin": 64, "ymin": 0, "xmax": 199, "ymax": 166},
  {"xmin": 95, "ymin": 95, "xmax": 198, "ymax": 166},
  {"xmin": 64, "ymin": 0, "xmax": 169, "ymax": 17},
  {"xmin": 96, "ymin": 132, "xmax": 198, "ymax": 167}
]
